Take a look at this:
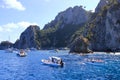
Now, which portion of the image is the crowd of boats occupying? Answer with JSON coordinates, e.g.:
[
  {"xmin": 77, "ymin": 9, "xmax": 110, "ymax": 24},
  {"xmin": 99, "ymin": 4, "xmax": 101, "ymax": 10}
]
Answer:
[
  {"xmin": 4, "ymin": 48, "xmax": 109, "ymax": 67},
  {"xmin": 5, "ymin": 48, "xmax": 27, "ymax": 57},
  {"xmin": 4, "ymin": 48, "xmax": 65, "ymax": 67}
]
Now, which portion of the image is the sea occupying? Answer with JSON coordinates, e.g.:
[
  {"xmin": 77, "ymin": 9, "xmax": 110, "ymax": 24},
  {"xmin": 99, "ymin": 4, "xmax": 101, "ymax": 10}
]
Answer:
[{"xmin": 0, "ymin": 50, "xmax": 120, "ymax": 80}]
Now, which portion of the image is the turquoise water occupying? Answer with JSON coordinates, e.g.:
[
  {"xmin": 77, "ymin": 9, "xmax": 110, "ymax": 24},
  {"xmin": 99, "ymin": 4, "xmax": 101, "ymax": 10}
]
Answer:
[{"xmin": 0, "ymin": 50, "xmax": 120, "ymax": 80}]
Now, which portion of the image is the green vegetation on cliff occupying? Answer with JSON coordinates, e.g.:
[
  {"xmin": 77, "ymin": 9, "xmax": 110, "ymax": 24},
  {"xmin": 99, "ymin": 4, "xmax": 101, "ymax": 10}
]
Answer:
[{"xmin": 39, "ymin": 24, "xmax": 85, "ymax": 49}]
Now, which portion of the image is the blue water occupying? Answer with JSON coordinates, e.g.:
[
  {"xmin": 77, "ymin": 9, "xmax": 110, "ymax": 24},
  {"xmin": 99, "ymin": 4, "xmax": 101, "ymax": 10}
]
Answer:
[{"xmin": 0, "ymin": 50, "xmax": 120, "ymax": 80}]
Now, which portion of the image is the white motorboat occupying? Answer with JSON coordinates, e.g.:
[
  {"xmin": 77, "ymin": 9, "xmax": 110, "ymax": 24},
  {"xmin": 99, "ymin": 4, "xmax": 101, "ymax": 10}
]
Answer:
[
  {"xmin": 17, "ymin": 50, "xmax": 27, "ymax": 57},
  {"xmin": 41, "ymin": 56, "xmax": 64, "ymax": 67}
]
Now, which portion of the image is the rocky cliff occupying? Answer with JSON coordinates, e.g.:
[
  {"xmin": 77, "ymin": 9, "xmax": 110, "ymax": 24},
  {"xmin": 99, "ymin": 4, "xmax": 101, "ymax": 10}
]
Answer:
[
  {"xmin": 12, "ymin": 6, "xmax": 91, "ymax": 49},
  {"xmin": 69, "ymin": 0, "xmax": 120, "ymax": 53},
  {"xmin": 85, "ymin": 0, "xmax": 120, "ymax": 51},
  {"xmin": 95, "ymin": 0, "xmax": 108, "ymax": 13},
  {"xmin": 44, "ymin": 6, "xmax": 90, "ymax": 29},
  {"xmin": 40, "ymin": 6, "xmax": 91, "ymax": 48},
  {"xmin": 69, "ymin": 36, "xmax": 91, "ymax": 53},
  {"xmin": 13, "ymin": 0, "xmax": 120, "ymax": 52},
  {"xmin": 14, "ymin": 25, "xmax": 40, "ymax": 49}
]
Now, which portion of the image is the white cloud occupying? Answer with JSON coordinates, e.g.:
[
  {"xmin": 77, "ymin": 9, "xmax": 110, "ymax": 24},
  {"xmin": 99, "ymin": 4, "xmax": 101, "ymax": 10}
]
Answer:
[
  {"xmin": 17, "ymin": 21, "xmax": 38, "ymax": 28},
  {"xmin": 1, "ymin": 0, "xmax": 25, "ymax": 11},
  {"xmin": 0, "ymin": 21, "xmax": 38, "ymax": 32},
  {"xmin": 0, "ymin": 27, "xmax": 3, "ymax": 32},
  {"xmin": 0, "ymin": 21, "xmax": 39, "ymax": 42}
]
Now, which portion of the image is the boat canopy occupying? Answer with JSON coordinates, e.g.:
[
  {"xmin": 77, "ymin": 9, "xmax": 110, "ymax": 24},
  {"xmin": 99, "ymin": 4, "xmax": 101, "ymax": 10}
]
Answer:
[
  {"xmin": 49, "ymin": 56, "xmax": 62, "ymax": 63},
  {"xmin": 49, "ymin": 56, "xmax": 61, "ymax": 60}
]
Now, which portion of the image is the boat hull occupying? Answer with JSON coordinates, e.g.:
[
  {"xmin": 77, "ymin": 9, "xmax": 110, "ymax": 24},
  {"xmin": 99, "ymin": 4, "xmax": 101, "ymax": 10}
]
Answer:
[
  {"xmin": 41, "ymin": 59, "xmax": 61, "ymax": 67},
  {"xmin": 17, "ymin": 53, "xmax": 27, "ymax": 57}
]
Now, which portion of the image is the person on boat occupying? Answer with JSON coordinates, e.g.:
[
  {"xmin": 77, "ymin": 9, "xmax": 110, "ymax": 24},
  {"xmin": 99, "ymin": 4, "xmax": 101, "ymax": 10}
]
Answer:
[
  {"xmin": 59, "ymin": 59, "xmax": 64, "ymax": 67},
  {"xmin": 51, "ymin": 57, "xmax": 54, "ymax": 62},
  {"xmin": 20, "ymin": 50, "xmax": 25, "ymax": 55}
]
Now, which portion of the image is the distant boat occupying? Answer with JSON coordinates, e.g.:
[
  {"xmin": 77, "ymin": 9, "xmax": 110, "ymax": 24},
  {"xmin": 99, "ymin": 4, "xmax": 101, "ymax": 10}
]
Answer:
[
  {"xmin": 17, "ymin": 50, "xmax": 27, "ymax": 57},
  {"xmin": 30, "ymin": 47, "xmax": 37, "ymax": 51},
  {"xmin": 49, "ymin": 49, "xmax": 59, "ymax": 53},
  {"xmin": 41, "ymin": 56, "xmax": 64, "ymax": 67},
  {"xmin": 55, "ymin": 49, "xmax": 59, "ymax": 52},
  {"xmin": 25, "ymin": 48, "xmax": 30, "ymax": 52},
  {"xmin": 12, "ymin": 48, "xmax": 19, "ymax": 54},
  {"xmin": 112, "ymin": 52, "xmax": 120, "ymax": 55},
  {"xmin": 5, "ymin": 48, "xmax": 13, "ymax": 53},
  {"xmin": 84, "ymin": 58, "xmax": 104, "ymax": 66}
]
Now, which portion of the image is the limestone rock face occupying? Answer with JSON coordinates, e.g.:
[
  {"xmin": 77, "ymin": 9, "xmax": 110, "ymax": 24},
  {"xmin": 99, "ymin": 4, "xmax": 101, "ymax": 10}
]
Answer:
[
  {"xmin": 95, "ymin": 0, "xmax": 108, "ymax": 13},
  {"xmin": 86, "ymin": 0, "xmax": 120, "ymax": 51},
  {"xmin": 14, "ymin": 25, "xmax": 40, "ymax": 49},
  {"xmin": 44, "ymin": 6, "xmax": 90, "ymax": 29},
  {"xmin": 70, "ymin": 36, "xmax": 91, "ymax": 53},
  {"xmin": 40, "ymin": 6, "xmax": 91, "ymax": 48}
]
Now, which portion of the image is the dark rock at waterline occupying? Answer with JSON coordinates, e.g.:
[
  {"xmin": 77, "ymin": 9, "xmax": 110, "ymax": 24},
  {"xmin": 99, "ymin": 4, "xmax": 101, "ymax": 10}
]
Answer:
[
  {"xmin": 0, "ymin": 41, "xmax": 13, "ymax": 50},
  {"xmin": 69, "ymin": 36, "xmax": 92, "ymax": 53}
]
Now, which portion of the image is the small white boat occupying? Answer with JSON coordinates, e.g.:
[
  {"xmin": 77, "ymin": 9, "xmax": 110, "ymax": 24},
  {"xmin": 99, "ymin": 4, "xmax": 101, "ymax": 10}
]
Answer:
[
  {"xmin": 41, "ymin": 56, "xmax": 64, "ymax": 67},
  {"xmin": 49, "ymin": 49, "xmax": 59, "ymax": 53},
  {"xmin": 85, "ymin": 61, "xmax": 104, "ymax": 66},
  {"xmin": 5, "ymin": 48, "xmax": 13, "ymax": 53},
  {"xmin": 17, "ymin": 50, "xmax": 27, "ymax": 57},
  {"xmin": 84, "ymin": 58, "xmax": 104, "ymax": 66}
]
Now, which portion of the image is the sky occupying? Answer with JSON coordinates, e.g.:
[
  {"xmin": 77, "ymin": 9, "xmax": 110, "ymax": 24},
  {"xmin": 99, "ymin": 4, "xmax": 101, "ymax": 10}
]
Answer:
[{"xmin": 0, "ymin": 0, "xmax": 100, "ymax": 43}]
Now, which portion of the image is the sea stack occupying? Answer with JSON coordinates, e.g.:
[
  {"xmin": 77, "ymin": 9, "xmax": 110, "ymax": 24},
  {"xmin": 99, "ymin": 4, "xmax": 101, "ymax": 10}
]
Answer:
[
  {"xmin": 69, "ymin": 36, "xmax": 91, "ymax": 53},
  {"xmin": 14, "ymin": 25, "xmax": 40, "ymax": 49}
]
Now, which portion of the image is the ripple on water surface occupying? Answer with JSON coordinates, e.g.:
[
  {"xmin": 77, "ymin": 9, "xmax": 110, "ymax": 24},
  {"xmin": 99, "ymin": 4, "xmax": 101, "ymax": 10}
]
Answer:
[{"xmin": 0, "ymin": 50, "xmax": 120, "ymax": 80}]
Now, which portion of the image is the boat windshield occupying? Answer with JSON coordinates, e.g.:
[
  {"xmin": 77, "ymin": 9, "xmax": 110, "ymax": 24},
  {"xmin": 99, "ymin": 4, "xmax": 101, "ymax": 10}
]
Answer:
[{"xmin": 49, "ymin": 56, "xmax": 61, "ymax": 63}]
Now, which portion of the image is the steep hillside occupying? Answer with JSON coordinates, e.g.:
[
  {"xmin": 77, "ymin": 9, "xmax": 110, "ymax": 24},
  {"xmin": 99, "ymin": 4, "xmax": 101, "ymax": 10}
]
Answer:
[
  {"xmin": 44, "ymin": 6, "xmax": 90, "ymax": 29},
  {"xmin": 85, "ymin": 0, "xmax": 120, "ymax": 51},
  {"xmin": 14, "ymin": 25, "xmax": 40, "ymax": 49},
  {"xmin": 40, "ymin": 6, "xmax": 91, "ymax": 48}
]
